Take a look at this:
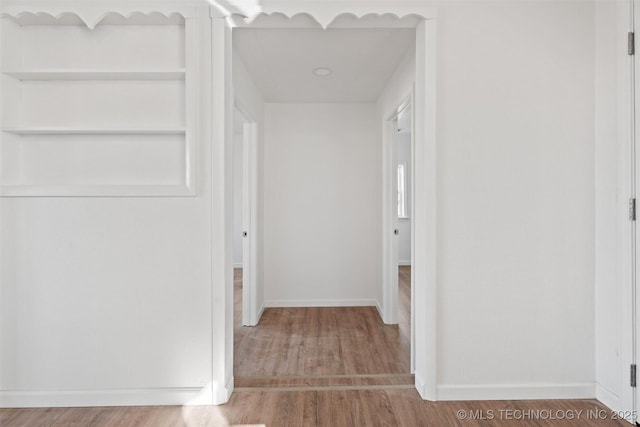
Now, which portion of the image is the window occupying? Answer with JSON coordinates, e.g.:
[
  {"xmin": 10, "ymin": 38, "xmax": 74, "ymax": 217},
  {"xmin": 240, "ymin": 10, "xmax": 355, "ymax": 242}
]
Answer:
[{"xmin": 397, "ymin": 162, "xmax": 408, "ymax": 219}]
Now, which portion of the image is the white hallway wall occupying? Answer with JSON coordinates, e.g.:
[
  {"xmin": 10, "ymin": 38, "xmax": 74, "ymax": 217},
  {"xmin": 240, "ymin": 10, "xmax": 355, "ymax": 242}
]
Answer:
[
  {"xmin": 263, "ymin": 103, "xmax": 380, "ymax": 306},
  {"xmin": 1, "ymin": 198, "xmax": 212, "ymax": 394},
  {"xmin": 433, "ymin": 0, "xmax": 596, "ymax": 398}
]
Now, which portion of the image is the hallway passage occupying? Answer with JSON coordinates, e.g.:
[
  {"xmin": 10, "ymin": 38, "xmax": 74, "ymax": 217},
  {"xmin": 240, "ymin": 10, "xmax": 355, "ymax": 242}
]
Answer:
[{"xmin": 234, "ymin": 266, "xmax": 411, "ymax": 383}]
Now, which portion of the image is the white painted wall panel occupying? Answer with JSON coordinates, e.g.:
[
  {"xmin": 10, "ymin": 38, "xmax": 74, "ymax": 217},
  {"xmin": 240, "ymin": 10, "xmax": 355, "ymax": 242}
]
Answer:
[
  {"xmin": 0, "ymin": 198, "xmax": 212, "ymax": 390},
  {"xmin": 16, "ymin": 135, "xmax": 185, "ymax": 186},
  {"xmin": 435, "ymin": 1, "xmax": 596, "ymax": 394},
  {"xmin": 21, "ymin": 81, "xmax": 184, "ymax": 127},
  {"xmin": 20, "ymin": 25, "xmax": 185, "ymax": 69},
  {"xmin": 263, "ymin": 103, "xmax": 380, "ymax": 305}
]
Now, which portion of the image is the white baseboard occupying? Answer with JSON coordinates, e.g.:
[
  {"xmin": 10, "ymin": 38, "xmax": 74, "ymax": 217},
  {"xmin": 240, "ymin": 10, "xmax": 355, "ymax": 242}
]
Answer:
[
  {"xmin": 257, "ymin": 303, "xmax": 265, "ymax": 322},
  {"xmin": 398, "ymin": 261, "xmax": 412, "ymax": 266},
  {"xmin": 436, "ymin": 382, "xmax": 596, "ymax": 401},
  {"xmin": 212, "ymin": 377, "xmax": 233, "ymax": 406},
  {"xmin": 264, "ymin": 299, "xmax": 377, "ymax": 308},
  {"xmin": 415, "ymin": 372, "xmax": 428, "ymax": 400},
  {"xmin": 375, "ymin": 302, "xmax": 384, "ymax": 320},
  {"xmin": 0, "ymin": 387, "xmax": 210, "ymax": 408},
  {"xmin": 595, "ymin": 382, "xmax": 620, "ymax": 413},
  {"xmin": 245, "ymin": 304, "xmax": 266, "ymax": 327}
]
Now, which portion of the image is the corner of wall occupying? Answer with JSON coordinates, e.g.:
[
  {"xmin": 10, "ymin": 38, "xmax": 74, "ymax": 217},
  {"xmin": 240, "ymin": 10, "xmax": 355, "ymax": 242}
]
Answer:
[{"xmin": 212, "ymin": 377, "xmax": 234, "ymax": 406}]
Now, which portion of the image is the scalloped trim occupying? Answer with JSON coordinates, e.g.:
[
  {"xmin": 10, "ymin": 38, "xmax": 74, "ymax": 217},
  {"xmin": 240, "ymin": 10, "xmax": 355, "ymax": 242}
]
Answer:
[
  {"xmin": 231, "ymin": 8, "xmax": 435, "ymax": 29},
  {"xmin": 1, "ymin": 11, "xmax": 186, "ymax": 30}
]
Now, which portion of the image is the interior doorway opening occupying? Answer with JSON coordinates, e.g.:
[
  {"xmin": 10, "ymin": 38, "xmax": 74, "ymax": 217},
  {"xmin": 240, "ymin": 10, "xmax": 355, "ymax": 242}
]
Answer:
[
  {"xmin": 232, "ymin": 22, "xmax": 415, "ymax": 377},
  {"xmin": 225, "ymin": 11, "xmax": 437, "ymax": 400},
  {"xmin": 393, "ymin": 102, "xmax": 413, "ymax": 372},
  {"xmin": 232, "ymin": 106, "xmax": 258, "ymax": 327}
]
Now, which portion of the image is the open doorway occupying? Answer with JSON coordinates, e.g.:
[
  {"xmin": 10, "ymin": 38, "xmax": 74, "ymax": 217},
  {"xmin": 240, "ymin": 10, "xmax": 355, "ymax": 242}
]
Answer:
[
  {"xmin": 232, "ymin": 23, "xmax": 415, "ymax": 381},
  {"xmin": 223, "ymin": 11, "xmax": 438, "ymax": 400},
  {"xmin": 394, "ymin": 103, "xmax": 413, "ymax": 372},
  {"xmin": 233, "ymin": 106, "xmax": 259, "ymax": 327}
]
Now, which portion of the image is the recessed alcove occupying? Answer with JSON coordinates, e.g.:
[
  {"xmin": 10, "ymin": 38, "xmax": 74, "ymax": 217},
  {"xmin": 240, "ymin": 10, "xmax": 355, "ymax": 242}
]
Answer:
[{"xmin": 0, "ymin": 11, "xmax": 196, "ymax": 196}]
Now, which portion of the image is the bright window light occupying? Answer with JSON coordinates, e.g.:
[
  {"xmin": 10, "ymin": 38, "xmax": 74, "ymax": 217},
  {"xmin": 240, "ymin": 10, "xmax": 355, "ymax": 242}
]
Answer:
[{"xmin": 397, "ymin": 163, "xmax": 408, "ymax": 219}]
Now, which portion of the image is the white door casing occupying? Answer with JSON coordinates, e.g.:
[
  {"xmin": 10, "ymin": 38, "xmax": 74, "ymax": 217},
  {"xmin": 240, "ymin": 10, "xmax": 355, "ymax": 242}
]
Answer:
[
  {"xmin": 241, "ymin": 120, "xmax": 259, "ymax": 326},
  {"xmin": 381, "ymin": 97, "xmax": 411, "ymax": 327},
  {"xmin": 382, "ymin": 118, "xmax": 400, "ymax": 325},
  {"xmin": 212, "ymin": 0, "xmax": 438, "ymax": 403}
]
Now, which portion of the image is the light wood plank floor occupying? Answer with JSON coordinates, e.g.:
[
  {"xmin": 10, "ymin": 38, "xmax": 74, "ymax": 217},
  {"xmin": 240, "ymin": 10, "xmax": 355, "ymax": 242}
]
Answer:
[
  {"xmin": 1, "ymin": 395, "xmax": 629, "ymax": 426},
  {"xmin": 2, "ymin": 267, "xmax": 628, "ymax": 426},
  {"xmin": 234, "ymin": 266, "xmax": 412, "ymax": 379}
]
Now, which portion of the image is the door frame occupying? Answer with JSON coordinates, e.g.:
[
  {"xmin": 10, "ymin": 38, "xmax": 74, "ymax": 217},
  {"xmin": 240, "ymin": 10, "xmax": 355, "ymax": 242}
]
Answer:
[
  {"xmin": 381, "ymin": 95, "xmax": 412, "ymax": 326},
  {"xmin": 211, "ymin": 2, "xmax": 438, "ymax": 403},
  {"xmin": 235, "ymin": 104, "xmax": 259, "ymax": 326},
  {"xmin": 632, "ymin": 0, "xmax": 639, "ymax": 420},
  {"xmin": 413, "ymin": 19, "xmax": 438, "ymax": 399},
  {"xmin": 382, "ymin": 95, "xmax": 414, "ymax": 371},
  {"xmin": 603, "ymin": 0, "xmax": 637, "ymax": 420}
]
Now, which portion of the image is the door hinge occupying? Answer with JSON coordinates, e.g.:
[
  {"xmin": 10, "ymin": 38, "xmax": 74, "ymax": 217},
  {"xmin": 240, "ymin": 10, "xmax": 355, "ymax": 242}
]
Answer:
[
  {"xmin": 630, "ymin": 32, "xmax": 636, "ymax": 55},
  {"xmin": 630, "ymin": 198, "xmax": 636, "ymax": 221},
  {"xmin": 632, "ymin": 364, "xmax": 637, "ymax": 387}
]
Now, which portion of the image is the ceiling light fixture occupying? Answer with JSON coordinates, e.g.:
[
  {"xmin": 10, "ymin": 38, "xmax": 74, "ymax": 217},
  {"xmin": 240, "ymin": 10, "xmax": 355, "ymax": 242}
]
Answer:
[{"xmin": 312, "ymin": 67, "xmax": 332, "ymax": 77}]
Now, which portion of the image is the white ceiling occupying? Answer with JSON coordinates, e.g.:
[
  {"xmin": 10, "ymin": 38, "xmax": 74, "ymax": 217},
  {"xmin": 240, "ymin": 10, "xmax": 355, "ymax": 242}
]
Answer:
[{"xmin": 233, "ymin": 28, "xmax": 415, "ymax": 103}]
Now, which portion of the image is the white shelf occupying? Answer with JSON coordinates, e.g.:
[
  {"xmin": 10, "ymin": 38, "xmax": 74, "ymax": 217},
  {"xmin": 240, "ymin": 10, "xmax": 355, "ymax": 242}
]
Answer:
[
  {"xmin": 1, "ymin": 184, "xmax": 196, "ymax": 198},
  {"xmin": 3, "ymin": 70, "xmax": 186, "ymax": 81},
  {"xmin": 1, "ymin": 127, "xmax": 186, "ymax": 135}
]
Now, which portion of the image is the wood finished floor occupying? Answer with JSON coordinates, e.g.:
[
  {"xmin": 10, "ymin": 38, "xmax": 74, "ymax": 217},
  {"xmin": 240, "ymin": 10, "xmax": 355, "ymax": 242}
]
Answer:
[
  {"xmin": 2, "ymin": 267, "xmax": 628, "ymax": 426},
  {"xmin": 1, "ymin": 396, "xmax": 629, "ymax": 426},
  {"xmin": 234, "ymin": 267, "xmax": 412, "ymax": 380},
  {"xmin": 234, "ymin": 267, "xmax": 411, "ymax": 385}
]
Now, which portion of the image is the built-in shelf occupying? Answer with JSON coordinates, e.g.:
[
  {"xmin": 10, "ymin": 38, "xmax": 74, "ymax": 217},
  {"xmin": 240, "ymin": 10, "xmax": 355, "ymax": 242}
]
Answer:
[
  {"xmin": 0, "ymin": 8, "xmax": 196, "ymax": 197},
  {"xmin": 0, "ymin": 184, "xmax": 196, "ymax": 197},
  {"xmin": 2, "ymin": 70, "xmax": 186, "ymax": 81},
  {"xmin": 1, "ymin": 127, "xmax": 186, "ymax": 135}
]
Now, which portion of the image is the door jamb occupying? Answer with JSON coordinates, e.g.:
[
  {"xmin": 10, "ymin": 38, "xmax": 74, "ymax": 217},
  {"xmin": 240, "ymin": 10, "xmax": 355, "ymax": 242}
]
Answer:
[
  {"xmin": 413, "ymin": 19, "xmax": 438, "ymax": 400},
  {"xmin": 235, "ymin": 103, "xmax": 259, "ymax": 326},
  {"xmin": 631, "ymin": 0, "xmax": 638, "ymax": 419},
  {"xmin": 382, "ymin": 96, "xmax": 416, "ymax": 375},
  {"xmin": 382, "ymin": 96, "xmax": 412, "ymax": 327},
  {"xmin": 600, "ymin": 0, "xmax": 636, "ymax": 419}
]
